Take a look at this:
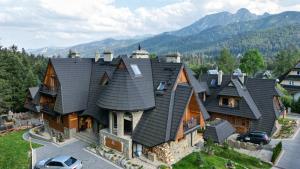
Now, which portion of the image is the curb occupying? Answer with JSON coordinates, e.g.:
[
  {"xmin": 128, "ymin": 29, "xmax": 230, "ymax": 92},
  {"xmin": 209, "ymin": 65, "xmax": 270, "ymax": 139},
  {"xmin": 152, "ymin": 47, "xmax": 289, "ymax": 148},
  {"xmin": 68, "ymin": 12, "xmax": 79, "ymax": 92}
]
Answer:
[
  {"xmin": 274, "ymin": 149, "xmax": 285, "ymax": 166},
  {"xmin": 83, "ymin": 148, "xmax": 123, "ymax": 169}
]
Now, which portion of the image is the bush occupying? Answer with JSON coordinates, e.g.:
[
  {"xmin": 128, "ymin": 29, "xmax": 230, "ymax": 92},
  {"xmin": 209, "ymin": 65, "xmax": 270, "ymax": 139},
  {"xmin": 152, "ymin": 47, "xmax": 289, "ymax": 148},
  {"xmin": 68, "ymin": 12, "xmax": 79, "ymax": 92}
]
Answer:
[
  {"xmin": 223, "ymin": 140, "xmax": 229, "ymax": 150},
  {"xmin": 271, "ymin": 142, "xmax": 282, "ymax": 163},
  {"xmin": 204, "ymin": 137, "xmax": 215, "ymax": 155},
  {"xmin": 158, "ymin": 165, "xmax": 170, "ymax": 169},
  {"xmin": 196, "ymin": 152, "xmax": 204, "ymax": 168},
  {"xmin": 291, "ymin": 98, "xmax": 300, "ymax": 113}
]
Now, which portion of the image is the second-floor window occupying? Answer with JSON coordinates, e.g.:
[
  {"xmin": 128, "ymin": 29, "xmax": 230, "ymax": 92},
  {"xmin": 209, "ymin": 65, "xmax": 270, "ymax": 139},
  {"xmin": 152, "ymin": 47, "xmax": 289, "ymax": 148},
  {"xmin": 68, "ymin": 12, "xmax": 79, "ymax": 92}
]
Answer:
[
  {"xmin": 222, "ymin": 98, "xmax": 229, "ymax": 106},
  {"xmin": 220, "ymin": 97, "xmax": 239, "ymax": 108}
]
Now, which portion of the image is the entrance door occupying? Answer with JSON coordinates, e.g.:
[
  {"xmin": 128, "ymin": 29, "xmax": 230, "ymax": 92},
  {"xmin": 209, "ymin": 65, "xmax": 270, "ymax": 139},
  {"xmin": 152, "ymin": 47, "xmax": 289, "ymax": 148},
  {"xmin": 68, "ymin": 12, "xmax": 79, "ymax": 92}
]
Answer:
[{"xmin": 79, "ymin": 116, "xmax": 93, "ymax": 132}]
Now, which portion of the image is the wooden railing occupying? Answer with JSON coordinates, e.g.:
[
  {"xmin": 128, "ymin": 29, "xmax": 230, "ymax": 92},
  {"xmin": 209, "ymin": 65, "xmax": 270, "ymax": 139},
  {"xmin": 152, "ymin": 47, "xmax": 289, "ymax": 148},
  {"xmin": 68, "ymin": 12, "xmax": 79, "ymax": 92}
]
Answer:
[{"xmin": 183, "ymin": 115, "xmax": 200, "ymax": 131}]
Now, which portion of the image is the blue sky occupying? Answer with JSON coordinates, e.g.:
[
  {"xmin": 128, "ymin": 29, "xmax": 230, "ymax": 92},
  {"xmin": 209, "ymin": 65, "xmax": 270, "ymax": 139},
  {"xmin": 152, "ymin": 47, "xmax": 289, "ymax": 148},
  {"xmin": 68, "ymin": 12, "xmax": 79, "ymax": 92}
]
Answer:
[{"xmin": 0, "ymin": 0, "xmax": 299, "ymax": 49}]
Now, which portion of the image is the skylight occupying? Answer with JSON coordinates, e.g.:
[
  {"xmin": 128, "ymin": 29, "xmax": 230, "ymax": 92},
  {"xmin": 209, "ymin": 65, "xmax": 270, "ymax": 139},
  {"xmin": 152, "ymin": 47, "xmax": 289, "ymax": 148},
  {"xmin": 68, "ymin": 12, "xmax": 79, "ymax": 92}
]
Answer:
[
  {"xmin": 157, "ymin": 81, "xmax": 167, "ymax": 91},
  {"xmin": 130, "ymin": 64, "xmax": 142, "ymax": 77}
]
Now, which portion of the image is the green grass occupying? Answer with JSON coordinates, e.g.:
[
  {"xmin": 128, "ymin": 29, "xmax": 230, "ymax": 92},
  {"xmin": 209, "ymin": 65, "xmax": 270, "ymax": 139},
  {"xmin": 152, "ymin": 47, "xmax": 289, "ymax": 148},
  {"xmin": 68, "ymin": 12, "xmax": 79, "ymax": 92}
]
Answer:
[
  {"xmin": 173, "ymin": 146, "xmax": 272, "ymax": 169},
  {"xmin": 0, "ymin": 130, "xmax": 42, "ymax": 169}
]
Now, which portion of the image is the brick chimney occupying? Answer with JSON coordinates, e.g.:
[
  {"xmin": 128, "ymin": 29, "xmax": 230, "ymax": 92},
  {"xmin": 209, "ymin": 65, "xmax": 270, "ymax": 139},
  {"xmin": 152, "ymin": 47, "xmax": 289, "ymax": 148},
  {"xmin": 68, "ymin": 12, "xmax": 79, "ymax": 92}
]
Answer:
[{"xmin": 103, "ymin": 50, "xmax": 113, "ymax": 62}]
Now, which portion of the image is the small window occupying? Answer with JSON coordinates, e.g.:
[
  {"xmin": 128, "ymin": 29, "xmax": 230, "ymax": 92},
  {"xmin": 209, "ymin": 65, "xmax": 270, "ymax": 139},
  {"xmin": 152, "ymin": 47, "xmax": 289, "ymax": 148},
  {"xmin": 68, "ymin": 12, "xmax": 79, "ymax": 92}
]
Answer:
[
  {"xmin": 289, "ymin": 81, "xmax": 294, "ymax": 85},
  {"xmin": 130, "ymin": 64, "xmax": 142, "ymax": 77},
  {"xmin": 157, "ymin": 81, "xmax": 167, "ymax": 91},
  {"xmin": 210, "ymin": 79, "xmax": 217, "ymax": 87},
  {"xmin": 222, "ymin": 98, "xmax": 229, "ymax": 106},
  {"xmin": 297, "ymin": 71, "xmax": 300, "ymax": 75}
]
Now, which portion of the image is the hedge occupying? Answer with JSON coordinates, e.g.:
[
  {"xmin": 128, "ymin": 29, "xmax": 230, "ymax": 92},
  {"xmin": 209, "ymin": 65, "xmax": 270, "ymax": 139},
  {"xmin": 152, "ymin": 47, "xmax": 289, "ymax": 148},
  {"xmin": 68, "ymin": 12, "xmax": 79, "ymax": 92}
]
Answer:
[{"xmin": 271, "ymin": 142, "xmax": 282, "ymax": 163}]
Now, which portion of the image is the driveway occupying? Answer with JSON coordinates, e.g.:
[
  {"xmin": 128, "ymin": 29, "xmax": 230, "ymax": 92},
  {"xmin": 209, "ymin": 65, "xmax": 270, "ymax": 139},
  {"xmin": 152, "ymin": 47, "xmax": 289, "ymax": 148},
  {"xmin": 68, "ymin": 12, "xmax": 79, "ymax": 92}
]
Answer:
[
  {"xmin": 23, "ymin": 133, "xmax": 120, "ymax": 169},
  {"xmin": 272, "ymin": 114, "xmax": 300, "ymax": 169}
]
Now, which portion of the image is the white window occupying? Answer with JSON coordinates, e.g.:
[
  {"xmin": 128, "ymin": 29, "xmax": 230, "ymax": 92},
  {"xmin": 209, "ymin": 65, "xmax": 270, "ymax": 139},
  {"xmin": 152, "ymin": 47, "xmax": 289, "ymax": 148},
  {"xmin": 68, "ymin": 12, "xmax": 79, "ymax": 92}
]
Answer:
[
  {"xmin": 289, "ymin": 81, "xmax": 294, "ymax": 85},
  {"xmin": 130, "ymin": 64, "xmax": 142, "ymax": 77}
]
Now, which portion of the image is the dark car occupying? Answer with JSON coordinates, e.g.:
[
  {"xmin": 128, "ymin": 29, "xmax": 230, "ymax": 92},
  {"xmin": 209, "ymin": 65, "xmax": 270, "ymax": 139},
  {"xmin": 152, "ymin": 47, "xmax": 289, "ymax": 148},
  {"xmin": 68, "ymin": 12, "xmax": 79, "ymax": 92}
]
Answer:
[{"xmin": 237, "ymin": 131, "xmax": 271, "ymax": 145}]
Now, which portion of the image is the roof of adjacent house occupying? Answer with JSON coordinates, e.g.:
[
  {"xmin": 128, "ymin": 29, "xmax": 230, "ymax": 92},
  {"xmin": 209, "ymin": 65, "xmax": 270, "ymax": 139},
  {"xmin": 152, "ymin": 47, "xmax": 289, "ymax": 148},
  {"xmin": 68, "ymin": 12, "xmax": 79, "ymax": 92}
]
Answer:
[
  {"xmin": 203, "ymin": 119, "xmax": 235, "ymax": 143},
  {"xmin": 43, "ymin": 56, "xmax": 208, "ymax": 146},
  {"xmin": 200, "ymin": 74, "xmax": 282, "ymax": 135},
  {"xmin": 24, "ymin": 86, "xmax": 40, "ymax": 112}
]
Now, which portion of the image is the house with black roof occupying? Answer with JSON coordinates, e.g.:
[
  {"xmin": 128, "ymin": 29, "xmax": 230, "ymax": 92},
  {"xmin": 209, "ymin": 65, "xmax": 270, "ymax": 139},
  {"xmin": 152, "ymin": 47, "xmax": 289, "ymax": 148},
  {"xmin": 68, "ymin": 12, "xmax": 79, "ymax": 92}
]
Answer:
[
  {"xmin": 200, "ymin": 71, "xmax": 284, "ymax": 135},
  {"xmin": 36, "ymin": 48, "xmax": 209, "ymax": 163},
  {"xmin": 24, "ymin": 86, "xmax": 40, "ymax": 113},
  {"xmin": 279, "ymin": 61, "xmax": 300, "ymax": 101}
]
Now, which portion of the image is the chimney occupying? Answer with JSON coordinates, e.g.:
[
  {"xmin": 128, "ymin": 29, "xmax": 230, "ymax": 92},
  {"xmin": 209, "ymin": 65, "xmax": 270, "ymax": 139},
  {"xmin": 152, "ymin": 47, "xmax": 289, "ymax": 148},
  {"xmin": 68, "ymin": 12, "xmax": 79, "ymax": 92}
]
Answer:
[
  {"xmin": 239, "ymin": 73, "xmax": 246, "ymax": 84},
  {"xmin": 103, "ymin": 50, "xmax": 113, "ymax": 62},
  {"xmin": 95, "ymin": 51, "xmax": 100, "ymax": 62},
  {"xmin": 218, "ymin": 70, "xmax": 223, "ymax": 86},
  {"xmin": 70, "ymin": 50, "xmax": 80, "ymax": 58},
  {"xmin": 165, "ymin": 52, "xmax": 181, "ymax": 63},
  {"xmin": 131, "ymin": 44, "xmax": 149, "ymax": 59}
]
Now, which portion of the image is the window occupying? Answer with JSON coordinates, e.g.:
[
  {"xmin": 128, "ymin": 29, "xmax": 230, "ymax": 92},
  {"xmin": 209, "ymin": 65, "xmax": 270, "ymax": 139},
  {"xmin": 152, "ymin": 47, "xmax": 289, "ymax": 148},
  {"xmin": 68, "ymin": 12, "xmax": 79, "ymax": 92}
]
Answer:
[
  {"xmin": 157, "ymin": 81, "xmax": 167, "ymax": 91},
  {"xmin": 222, "ymin": 98, "xmax": 229, "ymax": 106},
  {"xmin": 289, "ymin": 81, "xmax": 294, "ymax": 85},
  {"xmin": 210, "ymin": 79, "xmax": 217, "ymax": 87},
  {"xmin": 64, "ymin": 157, "xmax": 77, "ymax": 166},
  {"xmin": 47, "ymin": 161, "xmax": 64, "ymax": 167},
  {"xmin": 130, "ymin": 64, "xmax": 142, "ymax": 77},
  {"xmin": 297, "ymin": 71, "xmax": 300, "ymax": 75}
]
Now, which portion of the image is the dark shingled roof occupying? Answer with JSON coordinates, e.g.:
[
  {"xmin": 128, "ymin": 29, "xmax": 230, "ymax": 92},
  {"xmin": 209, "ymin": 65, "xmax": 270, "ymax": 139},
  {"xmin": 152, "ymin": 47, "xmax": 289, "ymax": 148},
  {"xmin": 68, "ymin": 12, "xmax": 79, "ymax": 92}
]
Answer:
[
  {"xmin": 97, "ymin": 58, "xmax": 155, "ymax": 111},
  {"xmin": 51, "ymin": 58, "xmax": 92, "ymax": 114},
  {"xmin": 24, "ymin": 86, "xmax": 40, "ymax": 112},
  {"xmin": 200, "ymin": 74, "xmax": 283, "ymax": 135},
  {"xmin": 203, "ymin": 119, "xmax": 235, "ymax": 143},
  {"xmin": 46, "ymin": 57, "xmax": 209, "ymax": 146}
]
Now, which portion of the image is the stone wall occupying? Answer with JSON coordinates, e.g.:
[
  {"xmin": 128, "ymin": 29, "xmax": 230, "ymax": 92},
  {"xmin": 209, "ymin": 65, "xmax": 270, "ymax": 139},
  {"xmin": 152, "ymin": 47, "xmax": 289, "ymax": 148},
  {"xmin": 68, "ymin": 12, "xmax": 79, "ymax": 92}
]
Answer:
[
  {"xmin": 99, "ymin": 128, "xmax": 132, "ymax": 159},
  {"xmin": 44, "ymin": 120, "xmax": 76, "ymax": 140}
]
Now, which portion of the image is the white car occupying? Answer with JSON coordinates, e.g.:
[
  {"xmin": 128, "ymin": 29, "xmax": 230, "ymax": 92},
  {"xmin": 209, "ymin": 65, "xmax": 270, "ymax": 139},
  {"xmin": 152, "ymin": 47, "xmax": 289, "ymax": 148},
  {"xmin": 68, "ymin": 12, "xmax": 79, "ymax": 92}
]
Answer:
[{"xmin": 34, "ymin": 155, "xmax": 83, "ymax": 169}]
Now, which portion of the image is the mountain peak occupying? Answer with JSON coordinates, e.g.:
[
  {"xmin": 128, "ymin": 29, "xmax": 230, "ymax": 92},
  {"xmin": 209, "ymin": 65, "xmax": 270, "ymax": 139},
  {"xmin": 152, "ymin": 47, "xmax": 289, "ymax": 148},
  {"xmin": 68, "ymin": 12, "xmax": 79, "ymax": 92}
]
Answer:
[{"xmin": 236, "ymin": 8, "xmax": 251, "ymax": 15}]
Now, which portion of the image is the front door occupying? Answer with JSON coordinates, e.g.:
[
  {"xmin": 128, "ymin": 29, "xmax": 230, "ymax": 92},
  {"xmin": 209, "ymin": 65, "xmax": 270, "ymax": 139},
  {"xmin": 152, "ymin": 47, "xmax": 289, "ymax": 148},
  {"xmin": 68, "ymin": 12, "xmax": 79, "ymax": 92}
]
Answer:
[{"xmin": 79, "ymin": 116, "xmax": 93, "ymax": 132}]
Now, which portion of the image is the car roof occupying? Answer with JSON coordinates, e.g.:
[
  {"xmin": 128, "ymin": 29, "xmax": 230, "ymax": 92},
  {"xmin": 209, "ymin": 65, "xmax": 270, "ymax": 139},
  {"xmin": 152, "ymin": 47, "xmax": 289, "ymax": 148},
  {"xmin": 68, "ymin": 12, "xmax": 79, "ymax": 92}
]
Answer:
[{"xmin": 52, "ymin": 155, "xmax": 72, "ymax": 162}]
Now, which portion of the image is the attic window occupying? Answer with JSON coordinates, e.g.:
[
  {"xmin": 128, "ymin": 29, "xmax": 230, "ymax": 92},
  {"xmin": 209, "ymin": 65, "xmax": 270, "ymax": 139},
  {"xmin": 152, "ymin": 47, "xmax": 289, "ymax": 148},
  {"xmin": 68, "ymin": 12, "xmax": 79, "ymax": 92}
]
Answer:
[
  {"xmin": 157, "ymin": 81, "xmax": 167, "ymax": 91},
  {"xmin": 130, "ymin": 64, "xmax": 142, "ymax": 77},
  {"xmin": 210, "ymin": 79, "xmax": 217, "ymax": 87},
  {"xmin": 100, "ymin": 73, "xmax": 109, "ymax": 86}
]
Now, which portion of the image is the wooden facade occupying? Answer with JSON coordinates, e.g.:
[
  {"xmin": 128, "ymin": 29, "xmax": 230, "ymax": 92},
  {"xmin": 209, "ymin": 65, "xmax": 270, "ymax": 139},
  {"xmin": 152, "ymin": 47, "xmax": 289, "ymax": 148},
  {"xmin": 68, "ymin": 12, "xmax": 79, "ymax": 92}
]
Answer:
[
  {"xmin": 43, "ymin": 113, "xmax": 78, "ymax": 132},
  {"xmin": 210, "ymin": 112, "xmax": 250, "ymax": 133}
]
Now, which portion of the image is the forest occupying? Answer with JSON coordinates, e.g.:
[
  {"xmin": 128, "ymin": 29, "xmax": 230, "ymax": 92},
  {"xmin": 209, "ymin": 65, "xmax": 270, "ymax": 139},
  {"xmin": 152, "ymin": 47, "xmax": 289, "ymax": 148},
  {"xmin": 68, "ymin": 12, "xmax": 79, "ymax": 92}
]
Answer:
[{"xmin": 0, "ymin": 45, "xmax": 47, "ymax": 113}]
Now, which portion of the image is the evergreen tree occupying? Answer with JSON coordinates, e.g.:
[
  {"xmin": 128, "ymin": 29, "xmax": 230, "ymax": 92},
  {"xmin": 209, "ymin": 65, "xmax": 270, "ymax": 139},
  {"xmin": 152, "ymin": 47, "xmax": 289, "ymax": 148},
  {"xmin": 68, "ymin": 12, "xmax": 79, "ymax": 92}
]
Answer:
[
  {"xmin": 217, "ymin": 48, "xmax": 236, "ymax": 74},
  {"xmin": 240, "ymin": 49, "xmax": 265, "ymax": 76}
]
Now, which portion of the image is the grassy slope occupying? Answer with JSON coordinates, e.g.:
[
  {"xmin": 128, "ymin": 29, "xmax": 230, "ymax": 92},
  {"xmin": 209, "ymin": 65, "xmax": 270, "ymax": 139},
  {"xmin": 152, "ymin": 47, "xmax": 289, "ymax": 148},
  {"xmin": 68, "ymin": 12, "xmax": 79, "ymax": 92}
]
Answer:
[
  {"xmin": 174, "ymin": 147, "xmax": 272, "ymax": 169},
  {"xmin": 0, "ymin": 130, "xmax": 42, "ymax": 169}
]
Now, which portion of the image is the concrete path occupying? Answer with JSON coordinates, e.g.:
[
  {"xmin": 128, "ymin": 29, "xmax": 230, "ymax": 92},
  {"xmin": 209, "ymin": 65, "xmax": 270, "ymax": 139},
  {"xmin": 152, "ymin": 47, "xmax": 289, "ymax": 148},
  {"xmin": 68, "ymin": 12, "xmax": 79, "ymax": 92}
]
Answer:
[
  {"xmin": 272, "ymin": 114, "xmax": 300, "ymax": 169},
  {"xmin": 23, "ymin": 132, "xmax": 120, "ymax": 169}
]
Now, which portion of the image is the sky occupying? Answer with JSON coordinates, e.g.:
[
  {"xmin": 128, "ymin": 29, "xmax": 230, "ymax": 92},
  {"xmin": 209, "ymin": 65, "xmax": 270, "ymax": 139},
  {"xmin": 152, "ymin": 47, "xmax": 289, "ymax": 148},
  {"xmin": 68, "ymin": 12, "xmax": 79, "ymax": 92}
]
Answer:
[{"xmin": 0, "ymin": 0, "xmax": 299, "ymax": 49}]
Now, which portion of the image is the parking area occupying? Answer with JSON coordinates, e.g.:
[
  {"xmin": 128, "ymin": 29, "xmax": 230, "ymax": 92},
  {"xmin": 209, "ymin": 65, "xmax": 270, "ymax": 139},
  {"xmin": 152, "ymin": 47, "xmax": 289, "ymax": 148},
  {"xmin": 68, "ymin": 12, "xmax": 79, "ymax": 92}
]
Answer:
[{"xmin": 24, "ymin": 133, "xmax": 120, "ymax": 169}]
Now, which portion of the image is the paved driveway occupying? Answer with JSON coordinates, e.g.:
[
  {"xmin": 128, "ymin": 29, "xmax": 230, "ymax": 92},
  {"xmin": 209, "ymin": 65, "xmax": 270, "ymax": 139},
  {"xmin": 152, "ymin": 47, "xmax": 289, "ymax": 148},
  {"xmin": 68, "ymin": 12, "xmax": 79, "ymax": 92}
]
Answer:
[
  {"xmin": 24, "ymin": 133, "xmax": 119, "ymax": 169},
  {"xmin": 272, "ymin": 114, "xmax": 300, "ymax": 169}
]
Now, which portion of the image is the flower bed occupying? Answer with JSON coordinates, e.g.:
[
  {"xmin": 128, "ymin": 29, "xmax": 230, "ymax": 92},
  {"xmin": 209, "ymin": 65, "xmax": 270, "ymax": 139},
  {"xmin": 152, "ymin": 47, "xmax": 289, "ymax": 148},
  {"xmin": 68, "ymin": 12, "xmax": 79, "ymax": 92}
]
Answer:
[{"xmin": 273, "ymin": 118, "xmax": 298, "ymax": 139}]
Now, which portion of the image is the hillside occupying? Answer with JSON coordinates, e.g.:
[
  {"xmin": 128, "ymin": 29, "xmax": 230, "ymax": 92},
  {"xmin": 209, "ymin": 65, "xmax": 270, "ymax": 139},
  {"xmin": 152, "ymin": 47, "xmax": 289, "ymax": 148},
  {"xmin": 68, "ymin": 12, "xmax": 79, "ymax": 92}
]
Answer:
[{"xmin": 29, "ymin": 9, "xmax": 300, "ymax": 58}]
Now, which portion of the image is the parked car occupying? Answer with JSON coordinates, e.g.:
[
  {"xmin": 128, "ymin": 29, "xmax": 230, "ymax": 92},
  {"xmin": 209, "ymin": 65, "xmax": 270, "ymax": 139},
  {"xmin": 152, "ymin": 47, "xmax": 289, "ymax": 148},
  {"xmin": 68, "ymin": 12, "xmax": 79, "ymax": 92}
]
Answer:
[
  {"xmin": 34, "ymin": 155, "xmax": 82, "ymax": 169},
  {"xmin": 237, "ymin": 131, "xmax": 271, "ymax": 145}
]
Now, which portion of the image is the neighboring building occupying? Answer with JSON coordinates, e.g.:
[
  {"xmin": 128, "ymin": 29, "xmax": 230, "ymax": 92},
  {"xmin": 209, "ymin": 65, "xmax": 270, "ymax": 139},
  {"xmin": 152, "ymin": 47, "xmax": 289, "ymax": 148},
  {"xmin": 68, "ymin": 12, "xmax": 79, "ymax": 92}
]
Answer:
[
  {"xmin": 24, "ymin": 86, "xmax": 40, "ymax": 113},
  {"xmin": 38, "ymin": 49, "xmax": 209, "ymax": 164},
  {"xmin": 279, "ymin": 61, "xmax": 300, "ymax": 101},
  {"xmin": 200, "ymin": 71, "xmax": 284, "ymax": 136}
]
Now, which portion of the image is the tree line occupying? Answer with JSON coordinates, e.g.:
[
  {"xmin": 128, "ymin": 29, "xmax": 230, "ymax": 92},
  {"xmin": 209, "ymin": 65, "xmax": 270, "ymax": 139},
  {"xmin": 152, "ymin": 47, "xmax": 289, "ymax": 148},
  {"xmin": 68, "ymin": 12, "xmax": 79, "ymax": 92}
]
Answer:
[{"xmin": 0, "ymin": 45, "xmax": 48, "ymax": 113}]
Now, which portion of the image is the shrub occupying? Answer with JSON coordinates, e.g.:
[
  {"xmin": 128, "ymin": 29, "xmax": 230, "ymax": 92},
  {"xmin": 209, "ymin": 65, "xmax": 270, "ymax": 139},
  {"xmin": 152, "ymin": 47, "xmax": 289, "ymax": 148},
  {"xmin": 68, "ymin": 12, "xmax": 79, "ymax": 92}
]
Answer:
[
  {"xmin": 223, "ymin": 140, "xmax": 229, "ymax": 150},
  {"xmin": 196, "ymin": 151, "xmax": 204, "ymax": 168},
  {"xmin": 204, "ymin": 137, "xmax": 214, "ymax": 155},
  {"xmin": 271, "ymin": 142, "xmax": 282, "ymax": 163},
  {"xmin": 158, "ymin": 165, "xmax": 170, "ymax": 169}
]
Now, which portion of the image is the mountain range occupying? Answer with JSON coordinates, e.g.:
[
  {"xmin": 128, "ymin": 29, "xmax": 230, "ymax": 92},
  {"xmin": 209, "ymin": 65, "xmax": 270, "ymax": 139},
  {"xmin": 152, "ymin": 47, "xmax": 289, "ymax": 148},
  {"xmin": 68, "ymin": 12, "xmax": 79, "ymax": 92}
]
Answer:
[{"xmin": 29, "ymin": 8, "xmax": 300, "ymax": 58}]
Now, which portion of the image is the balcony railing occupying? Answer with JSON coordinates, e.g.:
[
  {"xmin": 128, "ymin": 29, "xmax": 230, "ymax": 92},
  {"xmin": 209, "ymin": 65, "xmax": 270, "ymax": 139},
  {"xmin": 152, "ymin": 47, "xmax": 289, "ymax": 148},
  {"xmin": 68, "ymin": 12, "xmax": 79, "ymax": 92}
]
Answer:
[
  {"xmin": 183, "ymin": 115, "xmax": 200, "ymax": 132},
  {"xmin": 40, "ymin": 85, "xmax": 57, "ymax": 96}
]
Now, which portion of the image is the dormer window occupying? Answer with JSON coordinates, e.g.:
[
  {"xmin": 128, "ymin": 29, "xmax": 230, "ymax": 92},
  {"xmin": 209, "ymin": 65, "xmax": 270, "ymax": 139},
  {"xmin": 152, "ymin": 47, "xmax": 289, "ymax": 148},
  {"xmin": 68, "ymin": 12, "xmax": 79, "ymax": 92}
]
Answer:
[
  {"xmin": 289, "ymin": 81, "xmax": 294, "ymax": 85},
  {"xmin": 130, "ymin": 64, "xmax": 142, "ymax": 77},
  {"xmin": 210, "ymin": 79, "xmax": 217, "ymax": 87},
  {"xmin": 222, "ymin": 98, "xmax": 229, "ymax": 106},
  {"xmin": 100, "ymin": 73, "xmax": 109, "ymax": 86},
  {"xmin": 157, "ymin": 81, "xmax": 167, "ymax": 91}
]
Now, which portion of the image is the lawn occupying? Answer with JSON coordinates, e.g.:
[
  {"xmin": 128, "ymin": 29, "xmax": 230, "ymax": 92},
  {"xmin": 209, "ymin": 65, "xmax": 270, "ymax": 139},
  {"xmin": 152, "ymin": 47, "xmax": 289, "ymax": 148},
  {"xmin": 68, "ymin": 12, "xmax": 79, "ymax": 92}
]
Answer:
[
  {"xmin": 173, "ymin": 146, "xmax": 272, "ymax": 169},
  {"xmin": 0, "ymin": 130, "xmax": 42, "ymax": 169},
  {"xmin": 274, "ymin": 118, "xmax": 297, "ymax": 139}
]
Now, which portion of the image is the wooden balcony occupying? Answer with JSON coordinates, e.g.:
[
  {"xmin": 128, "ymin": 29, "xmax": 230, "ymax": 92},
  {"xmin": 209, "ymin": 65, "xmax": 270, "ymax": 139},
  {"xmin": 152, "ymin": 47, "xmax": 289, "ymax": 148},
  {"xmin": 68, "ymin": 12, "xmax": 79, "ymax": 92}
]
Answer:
[{"xmin": 183, "ymin": 115, "xmax": 200, "ymax": 133}]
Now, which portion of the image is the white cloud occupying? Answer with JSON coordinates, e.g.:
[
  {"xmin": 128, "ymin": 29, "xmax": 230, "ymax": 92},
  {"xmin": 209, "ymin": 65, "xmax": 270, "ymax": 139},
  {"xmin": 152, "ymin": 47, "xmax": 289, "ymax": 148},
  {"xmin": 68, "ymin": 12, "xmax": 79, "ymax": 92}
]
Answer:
[{"xmin": 0, "ymin": 0, "xmax": 299, "ymax": 49}]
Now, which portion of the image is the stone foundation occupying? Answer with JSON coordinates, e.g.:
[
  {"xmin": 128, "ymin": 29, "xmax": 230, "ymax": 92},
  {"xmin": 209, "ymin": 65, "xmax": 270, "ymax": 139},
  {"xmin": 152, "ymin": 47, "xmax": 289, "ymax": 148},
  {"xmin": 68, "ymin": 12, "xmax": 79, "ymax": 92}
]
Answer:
[
  {"xmin": 44, "ymin": 120, "xmax": 76, "ymax": 140},
  {"xmin": 99, "ymin": 128, "xmax": 132, "ymax": 159}
]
